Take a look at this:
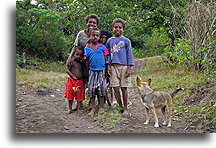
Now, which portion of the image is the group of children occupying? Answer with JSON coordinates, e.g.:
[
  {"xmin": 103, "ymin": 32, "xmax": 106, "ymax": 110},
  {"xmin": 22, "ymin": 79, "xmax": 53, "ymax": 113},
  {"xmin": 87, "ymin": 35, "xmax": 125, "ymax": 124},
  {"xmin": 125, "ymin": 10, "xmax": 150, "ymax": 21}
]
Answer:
[{"xmin": 64, "ymin": 15, "xmax": 134, "ymax": 117}]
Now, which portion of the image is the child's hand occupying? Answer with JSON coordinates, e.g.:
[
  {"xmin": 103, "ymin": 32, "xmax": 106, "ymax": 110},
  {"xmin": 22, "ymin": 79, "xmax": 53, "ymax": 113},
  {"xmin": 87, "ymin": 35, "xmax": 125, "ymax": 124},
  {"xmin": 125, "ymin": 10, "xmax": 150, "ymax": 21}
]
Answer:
[
  {"xmin": 125, "ymin": 71, "xmax": 131, "ymax": 77},
  {"xmin": 125, "ymin": 66, "xmax": 131, "ymax": 77},
  {"xmin": 72, "ymin": 76, "xmax": 78, "ymax": 80},
  {"xmin": 107, "ymin": 65, "xmax": 112, "ymax": 76}
]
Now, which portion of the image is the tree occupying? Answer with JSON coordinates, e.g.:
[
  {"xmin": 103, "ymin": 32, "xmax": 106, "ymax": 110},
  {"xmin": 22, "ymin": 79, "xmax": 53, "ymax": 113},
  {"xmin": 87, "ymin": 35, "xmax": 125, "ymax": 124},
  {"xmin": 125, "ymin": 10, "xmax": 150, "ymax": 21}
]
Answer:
[{"xmin": 16, "ymin": 0, "xmax": 71, "ymax": 60}]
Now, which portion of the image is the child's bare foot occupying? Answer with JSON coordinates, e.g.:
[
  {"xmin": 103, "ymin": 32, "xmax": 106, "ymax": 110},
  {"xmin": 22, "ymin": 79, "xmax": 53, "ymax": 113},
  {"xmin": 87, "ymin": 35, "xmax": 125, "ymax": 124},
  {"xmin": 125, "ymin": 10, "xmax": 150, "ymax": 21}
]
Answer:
[
  {"xmin": 77, "ymin": 110, "xmax": 83, "ymax": 116},
  {"xmin": 72, "ymin": 108, "xmax": 77, "ymax": 111},
  {"xmin": 88, "ymin": 103, "xmax": 93, "ymax": 110},
  {"xmin": 64, "ymin": 110, "xmax": 73, "ymax": 115},
  {"xmin": 88, "ymin": 109, "xmax": 95, "ymax": 117},
  {"xmin": 81, "ymin": 102, "xmax": 84, "ymax": 108},
  {"xmin": 98, "ymin": 108, "xmax": 105, "ymax": 115},
  {"xmin": 122, "ymin": 109, "xmax": 129, "ymax": 117},
  {"xmin": 73, "ymin": 105, "xmax": 83, "ymax": 111}
]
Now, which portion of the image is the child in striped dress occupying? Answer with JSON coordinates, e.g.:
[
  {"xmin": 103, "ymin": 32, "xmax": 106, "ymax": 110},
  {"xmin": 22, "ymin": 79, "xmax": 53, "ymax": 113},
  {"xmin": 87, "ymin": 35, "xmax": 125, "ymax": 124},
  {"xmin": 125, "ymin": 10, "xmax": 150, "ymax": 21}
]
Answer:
[{"xmin": 84, "ymin": 27, "xmax": 109, "ymax": 117}]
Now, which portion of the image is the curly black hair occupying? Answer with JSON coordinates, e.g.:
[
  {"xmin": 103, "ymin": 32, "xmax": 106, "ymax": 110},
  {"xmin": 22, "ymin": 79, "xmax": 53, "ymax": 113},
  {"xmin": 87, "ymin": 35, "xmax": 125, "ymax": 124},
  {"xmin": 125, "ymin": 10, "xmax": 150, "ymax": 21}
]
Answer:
[
  {"xmin": 85, "ymin": 14, "xmax": 100, "ymax": 25},
  {"xmin": 112, "ymin": 18, "xmax": 126, "ymax": 29}
]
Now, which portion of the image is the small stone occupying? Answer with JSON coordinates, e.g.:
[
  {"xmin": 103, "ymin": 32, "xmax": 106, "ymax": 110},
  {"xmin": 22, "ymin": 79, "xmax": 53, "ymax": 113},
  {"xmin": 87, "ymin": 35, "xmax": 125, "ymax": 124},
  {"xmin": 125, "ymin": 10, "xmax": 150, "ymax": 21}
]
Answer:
[{"xmin": 64, "ymin": 126, "xmax": 70, "ymax": 130}]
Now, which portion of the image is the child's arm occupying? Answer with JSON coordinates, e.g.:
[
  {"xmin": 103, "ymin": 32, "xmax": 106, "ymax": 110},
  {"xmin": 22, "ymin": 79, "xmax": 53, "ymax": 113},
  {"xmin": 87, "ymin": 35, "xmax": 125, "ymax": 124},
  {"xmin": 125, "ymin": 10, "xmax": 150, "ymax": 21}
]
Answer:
[
  {"xmin": 83, "ymin": 59, "xmax": 90, "ymax": 84},
  {"xmin": 126, "ymin": 39, "xmax": 134, "ymax": 66},
  {"xmin": 66, "ymin": 46, "xmax": 75, "ymax": 65},
  {"xmin": 66, "ymin": 61, "xmax": 78, "ymax": 80},
  {"xmin": 107, "ymin": 64, "xmax": 112, "ymax": 76},
  {"xmin": 103, "ymin": 45, "xmax": 112, "ymax": 76},
  {"xmin": 125, "ymin": 39, "xmax": 134, "ymax": 77}
]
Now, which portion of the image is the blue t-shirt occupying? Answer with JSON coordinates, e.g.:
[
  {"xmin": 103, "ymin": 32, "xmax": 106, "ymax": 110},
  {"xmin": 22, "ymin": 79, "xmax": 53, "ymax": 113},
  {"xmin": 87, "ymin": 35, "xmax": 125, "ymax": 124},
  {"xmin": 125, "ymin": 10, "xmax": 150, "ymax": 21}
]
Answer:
[
  {"xmin": 106, "ymin": 36, "xmax": 134, "ymax": 66},
  {"xmin": 84, "ymin": 43, "xmax": 109, "ymax": 71}
]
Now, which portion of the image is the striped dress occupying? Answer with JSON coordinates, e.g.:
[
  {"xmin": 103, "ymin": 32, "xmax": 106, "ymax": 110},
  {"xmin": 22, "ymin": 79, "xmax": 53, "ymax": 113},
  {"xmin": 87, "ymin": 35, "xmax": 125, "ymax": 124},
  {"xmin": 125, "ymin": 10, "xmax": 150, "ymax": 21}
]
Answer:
[{"xmin": 88, "ymin": 70, "xmax": 107, "ymax": 98}]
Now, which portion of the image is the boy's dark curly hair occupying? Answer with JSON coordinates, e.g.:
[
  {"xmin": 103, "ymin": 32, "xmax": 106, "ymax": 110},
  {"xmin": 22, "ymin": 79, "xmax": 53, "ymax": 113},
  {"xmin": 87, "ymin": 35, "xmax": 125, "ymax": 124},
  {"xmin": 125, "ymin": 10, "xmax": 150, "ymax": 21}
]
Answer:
[
  {"xmin": 112, "ymin": 18, "xmax": 126, "ymax": 29},
  {"xmin": 85, "ymin": 14, "xmax": 100, "ymax": 25},
  {"xmin": 89, "ymin": 27, "xmax": 100, "ymax": 36},
  {"xmin": 72, "ymin": 46, "xmax": 84, "ymax": 56}
]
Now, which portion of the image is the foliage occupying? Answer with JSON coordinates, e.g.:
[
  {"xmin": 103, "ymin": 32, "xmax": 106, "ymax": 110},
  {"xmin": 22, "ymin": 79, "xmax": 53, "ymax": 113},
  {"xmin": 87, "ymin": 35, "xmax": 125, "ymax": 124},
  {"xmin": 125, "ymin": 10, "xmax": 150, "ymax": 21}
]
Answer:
[
  {"xmin": 16, "ymin": 0, "xmax": 215, "ymax": 75},
  {"xmin": 16, "ymin": 0, "xmax": 71, "ymax": 61},
  {"xmin": 16, "ymin": 0, "xmax": 190, "ymax": 62},
  {"xmin": 163, "ymin": 1, "xmax": 216, "ymax": 74},
  {"xmin": 16, "ymin": 54, "xmax": 23, "ymax": 66}
]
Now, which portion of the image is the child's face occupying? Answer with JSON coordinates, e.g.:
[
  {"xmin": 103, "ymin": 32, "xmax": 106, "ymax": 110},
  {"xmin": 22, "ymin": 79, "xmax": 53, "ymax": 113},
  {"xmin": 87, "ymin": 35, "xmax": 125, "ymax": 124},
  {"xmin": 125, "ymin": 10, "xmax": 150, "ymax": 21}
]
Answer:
[
  {"xmin": 73, "ymin": 50, "xmax": 83, "ymax": 61},
  {"xmin": 86, "ymin": 18, "xmax": 97, "ymax": 30},
  {"xmin": 113, "ymin": 23, "xmax": 124, "ymax": 37},
  {"xmin": 100, "ymin": 35, "xmax": 108, "ymax": 44},
  {"xmin": 90, "ymin": 30, "xmax": 100, "ymax": 44}
]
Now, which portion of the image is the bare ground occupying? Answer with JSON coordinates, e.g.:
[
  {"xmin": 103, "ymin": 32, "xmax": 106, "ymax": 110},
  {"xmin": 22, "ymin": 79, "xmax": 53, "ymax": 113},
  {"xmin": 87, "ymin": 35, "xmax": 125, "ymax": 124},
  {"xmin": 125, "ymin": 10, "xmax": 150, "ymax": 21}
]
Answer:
[{"xmin": 16, "ymin": 83, "xmax": 206, "ymax": 134}]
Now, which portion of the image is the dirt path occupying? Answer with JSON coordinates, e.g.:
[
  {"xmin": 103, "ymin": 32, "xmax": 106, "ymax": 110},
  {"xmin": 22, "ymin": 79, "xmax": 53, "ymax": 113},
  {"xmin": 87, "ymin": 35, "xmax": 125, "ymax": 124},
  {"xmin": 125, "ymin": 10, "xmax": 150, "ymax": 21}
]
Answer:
[{"xmin": 16, "ymin": 83, "xmax": 202, "ymax": 133}]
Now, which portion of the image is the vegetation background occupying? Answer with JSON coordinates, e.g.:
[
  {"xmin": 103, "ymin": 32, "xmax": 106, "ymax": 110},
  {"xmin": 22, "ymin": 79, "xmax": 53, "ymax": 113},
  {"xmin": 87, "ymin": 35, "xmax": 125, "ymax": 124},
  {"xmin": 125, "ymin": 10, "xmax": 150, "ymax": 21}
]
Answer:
[
  {"xmin": 16, "ymin": 0, "xmax": 215, "ymax": 133},
  {"xmin": 16, "ymin": 0, "xmax": 215, "ymax": 75}
]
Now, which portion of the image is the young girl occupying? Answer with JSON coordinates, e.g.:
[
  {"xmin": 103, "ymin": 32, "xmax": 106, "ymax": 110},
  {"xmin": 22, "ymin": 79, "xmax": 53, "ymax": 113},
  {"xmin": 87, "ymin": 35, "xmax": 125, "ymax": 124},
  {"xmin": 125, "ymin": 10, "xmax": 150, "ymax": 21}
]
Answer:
[
  {"xmin": 106, "ymin": 18, "xmax": 134, "ymax": 117},
  {"xmin": 99, "ymin": 30, "xmax": 112, "ymax": 45},
  {"xmin": 64, "ymin": 47, "xmax": 86, "ymax": 115},
  {"xmin": 99, "ymin": 30, "xmax": 115, "ymax": 106},
  {"xmin": 66, "ymin": 14, "xmax": 100, "ymax": 109},
  {"xmin": 66, "ymin": 14, "xmax": 100, "ymax": 65},
  {"xmin": 84, "ymin": 27, "xmax": 109, "ymax": 117}
]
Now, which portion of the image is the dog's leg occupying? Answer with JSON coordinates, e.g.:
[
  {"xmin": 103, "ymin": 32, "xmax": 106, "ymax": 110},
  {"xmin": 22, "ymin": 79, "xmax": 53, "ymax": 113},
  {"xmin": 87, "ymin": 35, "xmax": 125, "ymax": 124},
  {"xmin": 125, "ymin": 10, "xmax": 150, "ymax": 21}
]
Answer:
[
  {"xmin": 166, "ymin": 104, "xmax": 172, "ymax": 127},
  {"xmin": 150, "ymin": 108, "xmax": 159, "ymax": 127},
  {"xmin": 161, "ymin": 107, "xmax": 167, "ymax": 125},
  {"xmin": 144, "ymin": 107, "xmax": 150, "ymax": 125}
]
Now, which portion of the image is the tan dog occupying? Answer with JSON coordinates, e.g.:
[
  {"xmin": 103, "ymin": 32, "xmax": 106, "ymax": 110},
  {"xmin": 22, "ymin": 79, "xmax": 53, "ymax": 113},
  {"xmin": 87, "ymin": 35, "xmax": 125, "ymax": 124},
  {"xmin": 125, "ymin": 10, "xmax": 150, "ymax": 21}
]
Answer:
[{"xmin": 136, "ymin": 77, "xmax": 184, "ymax": 127}]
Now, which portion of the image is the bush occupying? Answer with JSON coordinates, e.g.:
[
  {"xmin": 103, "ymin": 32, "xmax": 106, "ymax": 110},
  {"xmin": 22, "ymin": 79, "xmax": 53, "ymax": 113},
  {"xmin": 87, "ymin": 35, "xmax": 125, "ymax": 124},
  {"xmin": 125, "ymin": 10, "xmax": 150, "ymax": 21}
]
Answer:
[{"xmin": 16, "ymin": 3, "xmax": 71, "ymax": 61}]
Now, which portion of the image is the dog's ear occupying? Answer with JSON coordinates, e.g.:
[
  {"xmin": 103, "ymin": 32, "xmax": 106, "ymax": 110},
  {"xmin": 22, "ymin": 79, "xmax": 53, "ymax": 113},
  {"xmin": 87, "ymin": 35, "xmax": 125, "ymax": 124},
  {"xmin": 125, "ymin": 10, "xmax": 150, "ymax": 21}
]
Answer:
[
  {"xmin": 136, "ymin": 77, "xmax": 142, "ymax": 87},
  {"xmin": 147, "ymin": 79, "xmax": 151, "ymax": 86}
]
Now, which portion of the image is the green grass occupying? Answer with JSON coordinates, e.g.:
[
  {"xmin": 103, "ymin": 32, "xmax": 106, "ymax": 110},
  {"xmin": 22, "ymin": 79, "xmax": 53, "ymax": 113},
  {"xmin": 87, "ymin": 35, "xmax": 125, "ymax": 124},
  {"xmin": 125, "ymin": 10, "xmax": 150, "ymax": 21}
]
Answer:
[
  {"xmin": 132, "ymin": 56, "xmax": 210, "ymax": 99},
  {"xmin": 131, "ymin": 56, "xmax": 215, "ymax": 131},
  {"xmin": 93, "ymin": 106, "xmax": 122, "ymax": 129},
  {"xmin": 16, "ymin": 68, "xmax": 67, "ymax": 88}
]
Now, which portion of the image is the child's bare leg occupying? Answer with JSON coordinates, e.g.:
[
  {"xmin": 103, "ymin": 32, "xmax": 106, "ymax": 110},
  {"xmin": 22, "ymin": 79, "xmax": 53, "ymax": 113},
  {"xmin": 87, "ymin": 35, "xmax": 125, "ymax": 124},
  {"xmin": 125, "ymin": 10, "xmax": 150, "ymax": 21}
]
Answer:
[
  {"xmin": 121, "ymin": 87, "xmax": 129, "ymax": 116},
  {"xmin": 65, "ymin": 100, "xmax": 73, "ymax": 114},
  {"xmin": 113, "ymin": 87, "xmax": 123, "ymax": 108},
  {"xmin": 98, "ymin": 96, "xmax": 105, "ymax": 115},
  {"xmin": 88, "ymin": 97, "xmax": 96, "ymax": 117},
  {"xmin": 76, "ymin": 101, "xmax": 83, "ymax": 115},
  {"xmin": 73, "ymin": 101, "xmax": 83, "ymax": 111},
  {"xmin": 110, "ymin": 88, "xmax": 115, "ymax": 105}
]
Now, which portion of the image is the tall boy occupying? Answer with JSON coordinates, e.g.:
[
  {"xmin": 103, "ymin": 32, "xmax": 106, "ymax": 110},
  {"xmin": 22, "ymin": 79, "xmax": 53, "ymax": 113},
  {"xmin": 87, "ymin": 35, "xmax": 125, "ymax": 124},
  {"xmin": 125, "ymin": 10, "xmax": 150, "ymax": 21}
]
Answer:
[
  {"xmin": 84, "ymin": 27, "xmax": 109, "ymax": 117},
  {"xmin": 106, "ymin": 18, "xmax": 134, "ymax": 116}
]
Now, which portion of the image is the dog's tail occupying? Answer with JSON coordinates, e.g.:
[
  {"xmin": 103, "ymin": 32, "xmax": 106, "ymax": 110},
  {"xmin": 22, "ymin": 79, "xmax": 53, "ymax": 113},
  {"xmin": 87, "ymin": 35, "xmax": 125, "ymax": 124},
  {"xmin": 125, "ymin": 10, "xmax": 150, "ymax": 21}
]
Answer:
[{"xmin": 170, "ymin": 88, "xmax": 184, "ymax": 97}]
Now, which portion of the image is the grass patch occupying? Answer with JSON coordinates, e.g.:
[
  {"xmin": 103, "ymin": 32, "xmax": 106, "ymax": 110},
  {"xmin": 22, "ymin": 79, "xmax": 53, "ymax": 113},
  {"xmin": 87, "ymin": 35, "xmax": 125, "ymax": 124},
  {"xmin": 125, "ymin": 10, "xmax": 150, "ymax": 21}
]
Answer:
[
  {"xmin": 16, "ymin": 68, "xmax": 67, "ymax": 88},
  {"xmin": 132, "ymin": 56, "xmax": 215, "ymax": 131},
  {"xmin": 24, "ymin": 56, "xmax": 66, "ymax": 73},
  {"xmin": 132, "ymin": 56, "xmax": 209, "ymax": 99},
  {"xmin": 93, "ymin": 106, "xmax": 122, "ymax": 130}
]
